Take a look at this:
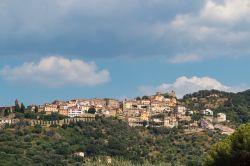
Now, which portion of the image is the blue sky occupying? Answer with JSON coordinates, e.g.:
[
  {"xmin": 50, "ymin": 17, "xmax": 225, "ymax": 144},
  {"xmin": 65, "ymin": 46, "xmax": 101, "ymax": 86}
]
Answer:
[{"xmin": 1, "ymin": 0, "xmax": 250, "ymax": 106}]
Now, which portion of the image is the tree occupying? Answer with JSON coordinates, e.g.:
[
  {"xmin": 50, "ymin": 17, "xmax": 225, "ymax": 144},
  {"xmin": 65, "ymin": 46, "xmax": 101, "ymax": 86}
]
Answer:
[
  {"xmin": 32, "ymin": 124, "xmax": 42, "ymax": 134},
  {"xmin": 20, "ymin": 103, "xmax": 25, "ymax": 113},
  {"xmin": 88, "ymin": 107, "xmax": 96, "ymax": 114},
  {"xmin": 136, "ymin": 97, "xmax": 141, "ymax": 101},
  {"xmin": 24, "ymin": 111, "xmax": 37, "ymax": 119},
  {"xmin": 40, "ymin": 112, "xmax": 63, "ymax": 121},
  {"xmin": 15, "ymin": 104, "xmax": 21, "ymax": 113},
  {"xmin": 4, "ymin": 109, "xmax": 10, "ymax": 116},
  {"xmin": 35, "ymin": 106, "xmax": 39, "ymax": 113},
  {"xmin": 205, "ymin": 123, "xmax": 250, "ymax": 166},
  {"xmin": 142, "ymin": 96, "xmax": 149, "ymax": 100},
  {"xmin": 142, "ymin": 120, "xmax": 148, "ymax": 127}
]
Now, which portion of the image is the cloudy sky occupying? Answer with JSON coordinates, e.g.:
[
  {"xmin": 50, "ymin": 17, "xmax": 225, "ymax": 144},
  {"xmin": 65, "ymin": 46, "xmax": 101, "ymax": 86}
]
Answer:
[{"xmin": 0, "ymin": 0, "xmax": 250, "ymax": 105}]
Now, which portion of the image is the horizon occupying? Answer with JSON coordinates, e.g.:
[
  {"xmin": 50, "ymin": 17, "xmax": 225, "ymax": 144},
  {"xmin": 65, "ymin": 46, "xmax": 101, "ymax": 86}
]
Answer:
[
  {"xmin": 1, "ymin": 0, "xmax": 250, "ymax": 106},
  {"xmin": 1, "ymin": 88, "xmax": 247, "ymax": 107}
]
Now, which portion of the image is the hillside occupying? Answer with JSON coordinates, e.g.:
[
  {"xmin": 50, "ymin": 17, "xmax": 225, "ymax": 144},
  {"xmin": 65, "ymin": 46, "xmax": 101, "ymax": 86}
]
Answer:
[
  {"xmin": 2, "ymin": 89, "xmax": 250, "ymax": 165},
  {"xmin": 0, "ymin": 116, "xmax": 224, "ymax": 166},
  {"xmin": 181, "ymin": 89, "xmax": 250, "ymax": 125}
]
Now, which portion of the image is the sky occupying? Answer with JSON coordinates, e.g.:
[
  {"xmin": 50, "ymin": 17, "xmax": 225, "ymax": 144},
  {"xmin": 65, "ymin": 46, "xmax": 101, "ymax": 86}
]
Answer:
[{"xmin": 1, "ymin": 0, "xmax": 250, "ymax": 106}]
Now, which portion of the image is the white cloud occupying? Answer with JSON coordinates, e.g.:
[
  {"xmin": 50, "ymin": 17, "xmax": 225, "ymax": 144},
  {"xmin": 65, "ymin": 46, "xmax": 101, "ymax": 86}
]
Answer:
[
  {"xmin": 169, "ymin": 54, "xmax": 203, "ymax": 63},
  {"xmin": 139, "ymin": 76, "xmax": 246, "ymax": 98},
  {"xmin": 0, "ymin": 56, "xmax": 110, "ymax": 87},
  {"xmin": 169, "ymin": 0, "xmax": 250, "ymax": 32},
  {"xmin": 0, "ymin": 0, "xmax": 207, "ymax": 59},
  {"xmin": 201, "ymin": 0, "xmax": 250, "ymax": 22},
  {"xmin": 152, "ymin": 0, "xmax": 250, "ymax": 62},
  {"xmin": 1, "ymin": 0, "xmax": 250, "ymax": 62}
]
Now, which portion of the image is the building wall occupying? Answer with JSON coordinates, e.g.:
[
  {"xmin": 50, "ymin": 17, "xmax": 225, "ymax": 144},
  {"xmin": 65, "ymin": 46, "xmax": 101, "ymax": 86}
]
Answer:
[{"xmin": 59, "ymin": 109, "xmax": 68, "ymax": 116}]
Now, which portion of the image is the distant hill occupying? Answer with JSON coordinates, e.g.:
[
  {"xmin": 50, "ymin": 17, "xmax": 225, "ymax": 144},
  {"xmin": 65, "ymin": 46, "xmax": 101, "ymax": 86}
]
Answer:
[
  {"xmin": 181, "ymin": 89, "xmax": 250, "ymax": 125},
  {"xmin": 183, "ymin": 89, "xmax": 234, "ymax": 99}
]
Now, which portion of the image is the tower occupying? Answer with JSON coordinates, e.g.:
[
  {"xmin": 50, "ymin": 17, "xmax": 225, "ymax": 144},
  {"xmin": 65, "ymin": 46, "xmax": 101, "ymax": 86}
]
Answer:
[{"xmin": 15, "ymin": 99, "xmax": 21, "ymax": 108}]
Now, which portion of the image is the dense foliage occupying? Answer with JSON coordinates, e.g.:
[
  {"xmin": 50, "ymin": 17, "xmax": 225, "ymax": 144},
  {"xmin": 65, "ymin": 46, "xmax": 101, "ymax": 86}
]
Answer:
[
  {"xmin": 4, "ymin": 89, "xmax": 250, "ymax": 165},
  {"xmin": 205, "ymin": 123, "xmax": 250, "ymax": 166},
  {"xmin": 222, "ymin": 90, "xmax": 250, "ymax": 124},
  {"xmin": 0, "ymin": 116, "xmax": 224, "ymax": 165},
  {"xmin": 182, "ymin": 89, "xmax": 250, "ymax": 126}
]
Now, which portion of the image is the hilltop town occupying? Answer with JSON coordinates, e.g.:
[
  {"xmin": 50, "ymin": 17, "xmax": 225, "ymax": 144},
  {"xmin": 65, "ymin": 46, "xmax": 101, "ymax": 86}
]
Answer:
[
  {"xmin": 0, "ymin": 90, "xmax": 235, "ymax": 135},
  {"xmin": 1, "ymin": 89, "xmax": 250, "ymax": 165}
]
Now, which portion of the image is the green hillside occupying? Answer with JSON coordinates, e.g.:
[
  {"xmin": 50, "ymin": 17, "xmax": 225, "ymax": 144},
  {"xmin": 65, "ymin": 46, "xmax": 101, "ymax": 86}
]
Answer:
[
  {"xmin": 182, "ymin": 89, "xmax": 250, "ymax": 125},
  {"xmin": 0, "ymin": 116, "xmax": 224, "ymax": 166},
  {"xmin": 2, "ymin": 89, "xmax": 250, "ymax": 165}
]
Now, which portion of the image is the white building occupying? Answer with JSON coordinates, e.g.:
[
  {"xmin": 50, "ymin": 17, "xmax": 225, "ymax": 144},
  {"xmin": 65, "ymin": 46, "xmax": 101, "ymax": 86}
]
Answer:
[
  {"xmin": 68, "ymin": 107, "xmax": 85, "ymax": 117},
  {"xmin": 123, "ymin": 100, "xmax": 137, "ymax": 110},
  {"xmin": 43, "ymin": 104, "xmax": 58, "ymax": 114},
  {"xmin": 175, "ymin": 105, "xmax": 187, "ymax": 115},
  {"xmin": 79, "ymin": 105, "xmax": 91, "ymax": 112},
  {"xmin": 164, "ymin": 116, "xmax": 178, "ymax": 128},
  {"xmin": 216, "ymin": 113, "xmax": 226, "ymax": 123},
  {"xmin": 73, "ymin": 152, "xmax": 85, "ymax": 158},
  {"xmin": 141, "ymin": 100, "xmax": 151, "ymax": 105},
  {"xmin": 151, "ymin": 105, "xmax": 171, "ymax": 114},
  {"xmin": 77, "ymin": 100, "xmax": 91, "ymax": 107},
  {"xmin": 201, "ymin": 109, "xmax": 213, "ymax": 116}
]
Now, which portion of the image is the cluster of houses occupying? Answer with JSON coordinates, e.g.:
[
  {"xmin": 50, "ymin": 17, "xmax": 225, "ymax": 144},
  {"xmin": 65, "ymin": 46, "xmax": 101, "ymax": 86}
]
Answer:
[
  {"xmin": 28, "ymin": 98, "xmax": 121, "ymax": 118},
  {"xmin": 199, "ymin": 112, "xmax": 234, "ymax": 135},
  {"xmin": 123, "ymin": 92, "xmax": 178, "ymax": 127},
  {"xmin": 0, "ymin": 91, "xmax": 235, "ymax": 135}
]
